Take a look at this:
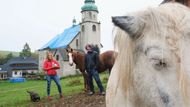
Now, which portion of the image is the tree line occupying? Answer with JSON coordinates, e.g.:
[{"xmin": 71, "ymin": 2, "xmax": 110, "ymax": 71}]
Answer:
[{"xmin": 0, "ymin": 43, "xmax": 38, "ymax": 65}]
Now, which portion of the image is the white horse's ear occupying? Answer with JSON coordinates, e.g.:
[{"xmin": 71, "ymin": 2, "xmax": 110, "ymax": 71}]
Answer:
[{"xmin": 112, "ymin": 16, "xmax": 145, "ymax": 39}]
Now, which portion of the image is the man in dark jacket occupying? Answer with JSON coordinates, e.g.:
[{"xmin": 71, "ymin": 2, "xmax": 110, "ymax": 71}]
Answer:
[
  {"xmin": 91, "ymin": 44, "xmax": 100, "ymax": 55},
  {"xmin": 85, "ymin": 44, "xmax": 105, "ymax": 95}
]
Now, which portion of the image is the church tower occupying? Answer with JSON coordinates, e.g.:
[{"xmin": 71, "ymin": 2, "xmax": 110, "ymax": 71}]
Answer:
[{"xmin": 80, "ymin": 0, "xmax": 101, "ymax": 51}]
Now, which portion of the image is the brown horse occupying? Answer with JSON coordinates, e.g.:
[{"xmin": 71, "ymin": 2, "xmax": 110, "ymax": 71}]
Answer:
[{"xmin": 66, "ymin": 48, "xmax": 116, "ymax": 91}]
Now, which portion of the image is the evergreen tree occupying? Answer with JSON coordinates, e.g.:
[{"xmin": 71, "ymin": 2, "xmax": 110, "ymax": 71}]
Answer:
[{"xmin": 19, "ymin": 43, "xmax": 32, "ymax": 57}]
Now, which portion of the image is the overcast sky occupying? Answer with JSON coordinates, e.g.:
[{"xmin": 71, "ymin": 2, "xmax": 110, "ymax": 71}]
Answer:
[{"xmin": 0, "ymin": 0, "xmax": 162, "ymax": 52}]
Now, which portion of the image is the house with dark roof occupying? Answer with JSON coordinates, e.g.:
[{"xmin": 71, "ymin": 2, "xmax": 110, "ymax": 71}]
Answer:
[
  {"xmin": 0, "ymin": 57, "xmax": 38, "ymax": 78},
  {"xmin": 38, "ymin": 0, "xmax": 101, "ymax": 77},
  {"xmin": 0, "ymin": 65, "xmax": 8, "ymax": 80}
]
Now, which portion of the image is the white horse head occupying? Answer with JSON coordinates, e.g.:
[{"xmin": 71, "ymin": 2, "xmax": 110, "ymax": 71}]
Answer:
[{"xmin": 106, "ymin": 3, "xmax": 190, "ymax": 107}]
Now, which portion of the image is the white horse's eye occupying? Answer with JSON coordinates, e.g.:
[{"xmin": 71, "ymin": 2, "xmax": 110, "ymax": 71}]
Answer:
[
  {"xmin": 145, "ymin": 46, "xmax": 169, "ymax": 70},
  {"xmin": 150, "ymin": 58, "xmax": 167, "ymax": 70}
]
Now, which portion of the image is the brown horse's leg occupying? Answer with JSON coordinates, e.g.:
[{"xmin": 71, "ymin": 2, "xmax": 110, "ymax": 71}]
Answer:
[
  {"xmin": 82, "ymin": 72, "xmax": 89, "ymax": 92},
  {"xmin": 84, "ymin": 72, "xmax": 89, "ymax": 91}
]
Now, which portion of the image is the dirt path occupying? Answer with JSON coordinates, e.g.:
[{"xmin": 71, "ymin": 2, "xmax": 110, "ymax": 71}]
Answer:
[{"xmin": 30, "ymin": 93, "xmax": 106, "ymax": 107}]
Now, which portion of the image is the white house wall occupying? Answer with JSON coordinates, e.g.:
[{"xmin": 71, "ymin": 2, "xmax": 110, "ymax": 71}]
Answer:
[
  {"xmin": 0, "ymin": 73, "xmax": 7, "ymax": 79},
  {"xmin": 12, "ymin": 70, "xmax": 22, "ymax": 78},
  {"xmin": 26, "ymin": 70, "xmax": 38, "ymax": 74}
]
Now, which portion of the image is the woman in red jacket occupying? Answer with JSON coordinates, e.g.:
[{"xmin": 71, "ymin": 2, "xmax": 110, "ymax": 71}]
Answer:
[{"xmin": 43, "ymin": 51, "xmax": 63, "ymax": 100}]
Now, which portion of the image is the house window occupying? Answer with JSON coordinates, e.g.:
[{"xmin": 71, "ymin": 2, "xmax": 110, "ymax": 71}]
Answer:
[
  {"xmin": 92, "ymin": 25, "xmax": 96, "ymax": 32},
  {"xmin": 76, "ymin": 39, "xmax": 79, "ymax": 47},
  {"xmin": 56, "ymin": 55, "xmax": 59, "ymax": 61},
  {"xmin": 82, "ymin": 25, "xmax": 85, "ymax": 32},
  {"xmin": 15, "ymin": 72, "xmax": 17, "ymax": 75},
  {"xmin": 1, "ymin": 74, "xmax": 3, "ymax": 79},
  {"xmin": 4, "ymin": 75, "xmax": 7, "ymax": 79}
]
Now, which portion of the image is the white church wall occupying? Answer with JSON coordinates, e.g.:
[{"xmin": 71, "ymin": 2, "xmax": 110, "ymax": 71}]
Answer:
[{"xmin": 80, "ymin": 22, "xmax": 101, "ymax": 51}]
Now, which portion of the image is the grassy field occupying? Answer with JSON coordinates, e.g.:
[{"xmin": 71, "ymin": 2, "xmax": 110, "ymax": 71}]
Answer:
[{"xmin": 0, "ymin": 73, "xmax": 109, "ymax": 107}]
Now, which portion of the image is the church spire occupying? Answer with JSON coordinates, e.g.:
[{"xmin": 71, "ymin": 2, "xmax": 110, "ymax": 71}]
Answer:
[
  {"xmin": 72, "ymin": 17, "xmax": 77, "ymax": 26},
  {"xmin": 81, "ymin": 0, "xmax": 98, "ymax": 12}
]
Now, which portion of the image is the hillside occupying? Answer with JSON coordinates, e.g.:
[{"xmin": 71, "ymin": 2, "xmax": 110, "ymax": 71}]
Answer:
[{"xmin": 0, "ymin": 50, "xmax": 19, "ymax": 57}]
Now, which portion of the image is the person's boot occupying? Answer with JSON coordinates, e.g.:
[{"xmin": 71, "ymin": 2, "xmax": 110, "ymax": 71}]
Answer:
[
  {"xmin": 60, "ymin": 94, "xmax": 63, "ymax": 99},
  {"xmin": 47, "ymin": 96, "xmax": 53, "ymax": 101},
  {"xmin": 99, "ymin": 91, "xmax": 106, "ymax": 96},
  {"xmin": 88, "ymin": 91, "xmax": 94, "ymax": 96}
]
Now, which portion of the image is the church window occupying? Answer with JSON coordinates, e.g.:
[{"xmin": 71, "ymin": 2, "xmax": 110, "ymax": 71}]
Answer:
[
  {"xmin": 56, "ymin": 55, "xmax": 59, "ymax": 61},
  {"xmin": 76, "ymin": 39, "xmax": 79, "ymax": 46},
  {"xmin": 82, "ymin": 25, "xmax": 85, "ymax": 32},
  {"xmin": 92, "ymin": 25, "xmax": 96, "ymax": 32},
  {"xmin": 89, "ymin": 12, "xmax": 92, "ymax": 18}
]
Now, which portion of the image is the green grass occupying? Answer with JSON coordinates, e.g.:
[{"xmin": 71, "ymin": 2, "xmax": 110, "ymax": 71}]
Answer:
[
  {"xmin": 0, "ymin": 73, "xmax": 109, "ymax": 107},
  {"xmin": 0, "ymin": 51, "xmax": 19, "ymax": 57}
]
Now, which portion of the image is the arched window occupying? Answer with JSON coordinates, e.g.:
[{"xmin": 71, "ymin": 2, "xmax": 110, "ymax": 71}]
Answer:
[
  {"xmin": 82, "ymin": 25, "xmax": 85, "ymax": 32},
  {"xmin": 76, "ymin": 39, "xmax": 79, "ymax": 46},
  {"xmin": 92, "ymin": 25, "xmax": 96, "ymax": 32},
  {"xmin": 89, "ymin": 12, "xmax": 92, "ymax": 18},
  {"xmin": 56, "ymin": 55, "xmax": 59, "ymax": 61}
]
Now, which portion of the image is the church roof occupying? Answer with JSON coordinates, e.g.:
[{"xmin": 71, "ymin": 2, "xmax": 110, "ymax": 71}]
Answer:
[
  {"xmin": 7, "ymin": 57, "xmax": 38, "ymax": 65},
  {"xmin": 39, "ymin": 24, "xmax": 80, "ymax": 50}
]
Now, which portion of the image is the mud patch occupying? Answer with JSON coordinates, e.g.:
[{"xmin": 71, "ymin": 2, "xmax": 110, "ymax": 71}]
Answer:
[{"xmin": 29, "ymin": 93, "xmax": 105, "ymax": 107}]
